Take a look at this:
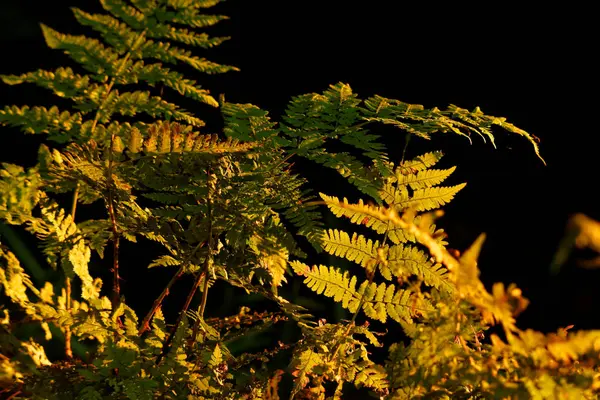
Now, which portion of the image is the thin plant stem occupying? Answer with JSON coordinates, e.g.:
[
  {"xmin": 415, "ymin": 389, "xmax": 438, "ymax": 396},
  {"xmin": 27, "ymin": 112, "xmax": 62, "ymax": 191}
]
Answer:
[
  {"xmin": 189, "ymin": 165, "xmax": 214, "ymax": 349},
  {"xmin": 138, "ymin": 240, "xmax": 205, "ymax": 335},
  {"xmin": 64, "ymin": 183, "xmax": 79, "ymax": 359}
]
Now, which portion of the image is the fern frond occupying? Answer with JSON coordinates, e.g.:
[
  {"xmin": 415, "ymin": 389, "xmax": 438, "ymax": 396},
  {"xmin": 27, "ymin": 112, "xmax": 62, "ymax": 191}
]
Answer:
[
  {"xmin": 99, "ymin": 0, "xmax": 146, "ymax": 30},
  {"xmin": 75, "ymin": 6, "xmax": 228, "ymax": 53},
  {"xmin": 169, "ymin": 0, "xmax": 225, "ymax": 9},
  {"xmin": 352, "ymin": 364, "xmax": 388, "ymax": 390},
  {"xmin": 71, "ymin": 8, "xmax": 138, "ymax": 54},
  {"xmin": 140, "ymin": 40, "xmax": 237, "ymax": 74},
  {"xmin": 396, "ymin": 166, "xmax": 456, "ymax": 190},
  {"xmin": 123, "ymin": 61, "xmax": 217, "ymax": 106},
  {"xmin": 0, "ymin": 105, "xmax": 82, "ymax": 142},
  {"xmin": 97, "ymin": 89, "xmax": 205, "ymax": 126},
  {"xmin": 448, "ymin": 104, "xmax": 545, "ymax": 165},
  {"xmin": 320, "ymin": 193, "xmax": 389, "ymax": 234},
  {"xmin": 321, "ymin": 229, "xmax": 379, "ymax": 269},
  {"xmin": 397, "ymin": 151, "xmax": 444, "ymax": 173},
  {"xmin": 40, "ymin": 24, "xmax": 121, "ymax": 78},
  {"xmin": 291, "ymin": 261, "xmax": 430, "ymax": 324},
  {"xmin": 1, "ymin": 67, "xmax": 92, "ymax": 102},
  {"xmin": 170, "ymin": 11, "xmax": 228, "ymax": 28},
  {"xmin": 306, "ymin": 150, "xmax": 383, "ymax": 200},
  {"xmin": 387, "ymin": 244, "xmax": 454, "ymax": 294},
  {"xmin": 148, "ymin": 255, "xmax": 181, "ymax": 269},
  {"xmin": 282, "ymin": 83, "xmax": 391, "ymax": 200},
  {"xmin": 320, "ymin": 193, "xmax": 458, "ymax": 271},
  {"xmin": 222, "ymin": 102, "xmax": 281, "ymax": 142},
  {"xmin": 129, "ymin": 122, "xmax": 256, "ymax": 155},
  {"xmin": 150, "ymin": 24, "xmax": 229, "ymax": 49},
  {"xmin": 396, "ymin": 184, "xmax": 466, "ymax": 212},
  {"xmin": 363, "ymin": 94, "xmax": 545, "ymax": 164},
  {"xmin": 0, "ymin": 164, "xmax": 42, "ymax": 224}
]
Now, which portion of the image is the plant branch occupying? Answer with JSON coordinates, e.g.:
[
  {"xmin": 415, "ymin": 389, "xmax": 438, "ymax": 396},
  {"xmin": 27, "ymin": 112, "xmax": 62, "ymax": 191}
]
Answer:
[
  {"xmin": 156, "ymin": 268, "xmax": 206, "ymax": 365},
  {"xmin": 64, "ymin": 183, "xmax": 79, "ymax": 359},
  {"xmin": 138, "ymin": 240, "xmax": 205, "ymax": 335},
  {"xmin": 189, "ymin": 165, "xmax": 214, "ymax": 349},
  {"xmin": 158, "ymin": 165, "xmax": 215, "ymax": 362},
  {"xmin": 86, "ymin": 30, "xmax": 147, "ymax": 313}
]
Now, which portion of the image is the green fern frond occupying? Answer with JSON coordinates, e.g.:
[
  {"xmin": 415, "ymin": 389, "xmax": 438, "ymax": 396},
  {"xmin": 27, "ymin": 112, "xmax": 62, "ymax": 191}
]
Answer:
[
  {"xmin": 448, "ymin": 104, "xmax": 545, "ymax": 165},
  {"xmin": 148, "ymin": 255, "xmax": 181, "ymax": 269},
  {"xmin": 123, "ymin": 62, "xmax": 218, "ymax": 106},
  {"xmin": 362, "ymin": 94, "xmax": 545, "ymax": 164},
  {"xmin": 222, "ymin": 102, "xmax": 281, "ymax": 142},
  {"xmin": 41, "ymin": 24, "xmax": 120, "ymax": 78},
  {"xmin": 282, "ymin": 83, "xmax": 391, "ymax": 200},
  {"xmin": 71, "ymin": 8, "xmax": 138, "ymax": 54},
  {"xmin": 291, "ymin": 261, "xmax": 430, "ymax": 324},
  {"xmin": 99, "ymin": 0, "xmax": 145, "ymax": 30},
  {"xmin": 1, "ymin": 67, "xmax": 92, "ymax": 101},
  {"xmin": 352, "ymin": 364, "xmax": 388, "ymax": 390},
  {"xmin": 0, "ymin": 164, "xmax": 42, "ymax": 223},
  {"xmin": 222, "ymin": 102, "xmax": 324, "ymax": 250},
  {"xmin": 150, "ymin": 24, "xmax": 229, "ymax": 48},
  {"xmin": 171, "ymin": 0, "xmax": 225, "ymax": 9},
  {"xmin": 306, "ymin": 150, "xmax": 383, "ymax": 200},
  {"xmin": 0, "ymin": 105, "xmax": 82, "ymax": 141},
  {"xmin": 140, "ymin": 40, "xmax": 237, "ymax": 74},
  {"xmin": 97, "ymin": 89, "xmax": 205, "ymax": 126},
  {"xmin": 170, "ymin": 11, "xmax": 228, "ymax": 28}
]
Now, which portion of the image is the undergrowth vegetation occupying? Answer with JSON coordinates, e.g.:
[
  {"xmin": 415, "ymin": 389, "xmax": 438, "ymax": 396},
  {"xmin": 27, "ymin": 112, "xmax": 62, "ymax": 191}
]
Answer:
[{"xmin": 1, "ymin": 1, "xmax": 599, "ymax": 399}]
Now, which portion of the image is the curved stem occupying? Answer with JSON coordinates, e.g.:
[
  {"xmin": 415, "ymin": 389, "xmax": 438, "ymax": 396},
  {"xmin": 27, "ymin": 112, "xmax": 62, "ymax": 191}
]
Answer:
[
  {"xmin": 160, "ymin": 165, "xmax": 215, "ymax": 360},
  {"xmin": 400, "ymin": 132, "xmax": 411, "ymax": 165},
  {"xmin": 189, "ymin": 165, "xmax": 214, "ymax": 349},
  {"xmin": 156, "ymin": 268, "xmax": 206, "ymax": 365},
  {"xmin": 138, "ymin": 240, "xmax": 205, "ymax": 335},
  {"xmin": 328, "ymin": 223, "xmax": 394, "ymax": 363},
  {"xmin": 91, "ymin": 30, "xmax": 146, "ymax": 314},
  {"xmin": 64, "ymin": 183, "xmax": 79, "ymax": 359}
]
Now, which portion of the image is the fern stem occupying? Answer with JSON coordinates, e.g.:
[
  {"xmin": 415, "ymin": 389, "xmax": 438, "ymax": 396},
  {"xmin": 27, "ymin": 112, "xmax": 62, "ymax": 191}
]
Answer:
[
  {"xmin": 70, "ymin": 183, "xmax": 79, "ymax": 219},
  {"xmin": 160, "ymin": 164, "xmax": 214, "ymax": 363},
  {"xmin": 64, "ymin": 184, "xmax": 79, "ymax": 359},
  {"xmin": 156, "ymin": 269, "xmax": 207, "ymax": 365},
  {"xmin": 199, "ymin": 268, "xmax": 210, "ymax": 318},
  {"xmin": 187, "ymin": 264, "xmax": 211, "ymax": 350},
  {"xmin": 89, "ymin": 29, "xmax": 148, "ymax": 134},
  {"xmin": 329, "ymin": 226, "xmax": 393, "ymax": 363},
  {"xmin": 189, "ymin": 165, "xmax": 214, "ymax": 349},
  {"xmin": 64, "ymin": 278, "xmax": 73, "ymax": 359},
  {"xmin": 93, "ymin": 30, "xmax": 147, "ymax": 315},
  {"xmin": 400, "ymin": 132, "xmax": 411, "ymax": 165},
  {"xmin": 138, "ymin": 240, "xmax": 205, "ymax": 335},
  {"xmin": 106, "ymin": 136, "xmax": 121, "ymax": 312}
]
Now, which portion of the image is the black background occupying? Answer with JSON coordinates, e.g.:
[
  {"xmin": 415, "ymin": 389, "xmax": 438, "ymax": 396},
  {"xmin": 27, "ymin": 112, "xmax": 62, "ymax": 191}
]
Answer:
[{"xmin": 0, "ymin": 1, "xmax": 598, "ymax": 335}]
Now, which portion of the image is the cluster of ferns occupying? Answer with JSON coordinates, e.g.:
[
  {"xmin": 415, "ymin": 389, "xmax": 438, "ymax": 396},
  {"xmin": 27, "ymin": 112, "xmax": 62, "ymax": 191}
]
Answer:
[{"xmin": 2, "ymin": 1, "xmax": 598, "ymax": 399}]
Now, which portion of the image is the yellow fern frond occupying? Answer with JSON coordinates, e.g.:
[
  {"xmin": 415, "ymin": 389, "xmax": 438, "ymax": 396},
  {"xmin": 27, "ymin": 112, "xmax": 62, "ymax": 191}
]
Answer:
[
  {"xmin": 291, "ymin": 261, "xmax": 430, "ymax": 324},
  {"xmin": 320, "ymin": 193, "xmax": 389, "ymax": 234},
  {"xmin": 321, "ymin": 229, "xmax": 379, "ymax": 269},
  {"xmin": 396, "ymin": 151, "xmax": 444, "ymax": 174},
  {"xmin": 396, "ymin": 166, "xmax": 456, "ymax": 190},
  {"xmin": 387, "ymin": 244, "xmax": 454, "ymax": 294},
  {"xmin": 396, "ymin": 184, "xmax": 466, "ymax": 212}
]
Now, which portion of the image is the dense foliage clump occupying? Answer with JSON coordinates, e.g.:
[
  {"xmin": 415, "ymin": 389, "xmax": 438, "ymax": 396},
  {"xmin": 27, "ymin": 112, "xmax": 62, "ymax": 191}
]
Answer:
[{"xmin": 2, "ymin": 1, "xmax": 598, "ymax": 399}]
